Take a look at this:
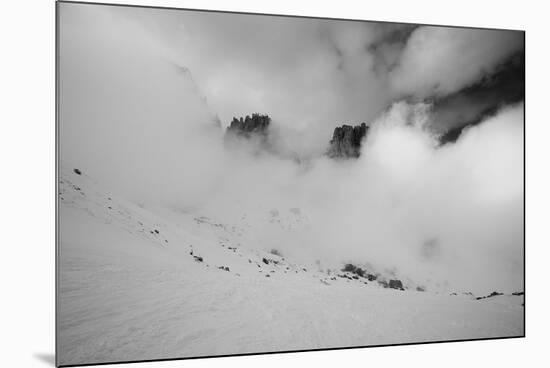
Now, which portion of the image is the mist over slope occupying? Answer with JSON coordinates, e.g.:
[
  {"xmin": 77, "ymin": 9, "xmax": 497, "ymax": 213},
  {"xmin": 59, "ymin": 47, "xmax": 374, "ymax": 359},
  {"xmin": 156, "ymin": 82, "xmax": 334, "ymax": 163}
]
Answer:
[
  {"xmin": 59, "ymin": 4, "xmax": 524, "ymax": 296},
  {"xmin": 57, "ymin": 6, "xmax": 524, "ymax": 364},
  {"xmin": 57, "ymin": 165, "xmax": 523, "ymax": 365}
]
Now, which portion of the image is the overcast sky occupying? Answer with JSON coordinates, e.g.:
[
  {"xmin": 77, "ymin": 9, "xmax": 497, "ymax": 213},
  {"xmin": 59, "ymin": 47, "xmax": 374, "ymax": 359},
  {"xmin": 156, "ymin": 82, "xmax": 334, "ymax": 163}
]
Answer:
[
  {"xmin": 60, "ymin": 3, "xmax": 523, "ymax": 156},
  {"xmin": 58, "ymin": 3, "xmax": 524, "ymax": 294}
]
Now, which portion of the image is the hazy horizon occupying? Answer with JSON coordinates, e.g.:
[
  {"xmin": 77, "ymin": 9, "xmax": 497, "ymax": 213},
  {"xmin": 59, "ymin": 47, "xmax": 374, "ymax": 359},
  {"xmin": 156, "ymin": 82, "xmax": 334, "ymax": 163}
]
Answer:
[{"xmin": 58, "ymin": 2, "xmax": 524, "ymax": 295}]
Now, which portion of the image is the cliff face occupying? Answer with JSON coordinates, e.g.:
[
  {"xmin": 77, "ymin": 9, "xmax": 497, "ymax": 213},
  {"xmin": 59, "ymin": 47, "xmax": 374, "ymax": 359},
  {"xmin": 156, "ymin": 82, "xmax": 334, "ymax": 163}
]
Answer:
[
  {"xmin": 225, "ymin": 115, "xmax": 368, "ymax": 160},
  {"xmin": 327, "ymin": 123, "xmax": 369, "ymax": 159},
  {"xmin": 226, "ymin": 114, "xmax": 271, "ymax": 139}
]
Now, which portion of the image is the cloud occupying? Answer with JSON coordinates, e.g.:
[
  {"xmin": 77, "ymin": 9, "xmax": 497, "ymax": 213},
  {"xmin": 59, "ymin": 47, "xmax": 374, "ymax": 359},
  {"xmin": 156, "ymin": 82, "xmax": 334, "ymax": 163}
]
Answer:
[
  {"xmin": 58, "ymin": 3, "xmax": 222, "ymax": 203},
  {"xmin": 296, "ymin": 102, "xmax": 524, "ymax": 294},
  {"xmin": 59, "ymin": 3, "xmax": 524, "ymax": 295},
  {"xmin": 389, "ymin": 26, "xmax": 524, "ymax": 98},
  {"xmin": 131, "ymin": 11, "xmax": 410, "ymax": 156},
  {"xmin": 96, "ymin": 6, "xmax": 523, "ymax": 155}
]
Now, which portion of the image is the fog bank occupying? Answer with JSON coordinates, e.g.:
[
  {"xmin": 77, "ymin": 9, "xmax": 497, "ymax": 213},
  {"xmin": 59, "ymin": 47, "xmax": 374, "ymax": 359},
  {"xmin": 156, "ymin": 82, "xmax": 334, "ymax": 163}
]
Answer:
[{"xmin": 59, "ymin": 4, "xmax": 524, "ymax": 295}]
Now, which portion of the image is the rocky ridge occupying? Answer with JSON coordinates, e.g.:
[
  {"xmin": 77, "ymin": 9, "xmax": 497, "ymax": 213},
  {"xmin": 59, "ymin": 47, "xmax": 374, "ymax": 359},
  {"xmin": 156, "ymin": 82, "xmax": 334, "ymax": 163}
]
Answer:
[{"xmin": 327, "ymin": 123, "xmax": 369, "ymax": 159}]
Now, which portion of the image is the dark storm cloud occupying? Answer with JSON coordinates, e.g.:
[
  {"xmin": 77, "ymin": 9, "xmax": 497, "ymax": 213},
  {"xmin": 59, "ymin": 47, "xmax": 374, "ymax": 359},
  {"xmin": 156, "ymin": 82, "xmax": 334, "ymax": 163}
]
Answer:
[
  {"xmin": 368, "ymin": 24, "xmax": 418, "ymax": 74},
  {"xmin": 388, "ymin": 26, "xmax": 524, "ymax": 99},
  {"xmin": 435, "ymin": 51, "xmax": 524, "ymax": 143}
]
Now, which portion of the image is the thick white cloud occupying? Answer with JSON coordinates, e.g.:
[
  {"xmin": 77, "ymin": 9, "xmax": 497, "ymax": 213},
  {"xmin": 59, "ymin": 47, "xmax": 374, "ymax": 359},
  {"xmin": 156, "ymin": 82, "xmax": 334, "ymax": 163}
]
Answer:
[
  {"xmin": 59, "ymin": 4, "xmax": 524, "ymax": 294},
  {"xmin": 59, "ymin": 4, "xmax": 222, "ymax": 202},
  {"xmin": 389, "ymin": 26, "xmax": 523, "ymax": 98},
  {"xmin": 85, "ymin": 6, "xmax": 524, "ymax": 155}
]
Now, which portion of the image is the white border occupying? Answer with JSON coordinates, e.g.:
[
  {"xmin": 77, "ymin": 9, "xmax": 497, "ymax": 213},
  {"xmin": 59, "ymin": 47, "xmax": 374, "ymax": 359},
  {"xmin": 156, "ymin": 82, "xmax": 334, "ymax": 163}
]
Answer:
[{"xmin": 1, "ymin": 1, "xmax": 548, "ymax": 367}]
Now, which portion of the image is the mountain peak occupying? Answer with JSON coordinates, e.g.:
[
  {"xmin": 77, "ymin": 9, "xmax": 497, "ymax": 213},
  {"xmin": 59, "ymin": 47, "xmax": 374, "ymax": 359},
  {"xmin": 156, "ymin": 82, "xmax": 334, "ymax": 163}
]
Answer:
[
  {"xmin": 327, "ymin": 122, "xmax": 369, "ymax": 159},
  {"xmin": 226, "ymin": 113, "xmax": 271, "ymax": 139}
]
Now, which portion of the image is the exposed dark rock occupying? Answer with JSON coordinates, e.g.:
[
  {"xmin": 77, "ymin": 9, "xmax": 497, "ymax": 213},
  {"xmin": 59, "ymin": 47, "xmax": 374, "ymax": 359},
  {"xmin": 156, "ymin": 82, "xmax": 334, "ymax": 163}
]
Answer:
[
  {"xmin": 512, "ymin": 291, "xmax": 524, "ymax": 296},
  {"xmin": 378, "ymin": 280, "xmax": 389, "ymax": 288},
  {"xmin": 262, "ymin": 258, "xmax": 269, "ymax": 265},
  {"xmin": 389, "ymin": 279, "xmax": 404, "ymax": 290},
  {"xmin": 73, "ymin": 168, "xmax": 82, "ymax": 175},
  {"xmin": 193, "ymin": 256, "xmax": 203, "ymax": 262},
  {"xmin": 226, "ymin": 113, "xmax": 271, "ymax": 139},
  {"xmin": 366, "ymin": 274, "xmax": 378, "ymax": 281},
  {"xmin": 218, "ymin": 266, "xmax": 230, "ymax": 272},
  {"xmin": 477, "ymin": 291, "xmax": 504, "ymax": 300},
  {"xmin": 342, "ymin": 263, "xmax": 367, "ymax": 278},
  {"xmin": 342, "ymin": 264, "xmax": 357, "ymax": 273},
  {"xmin": 416, "ymin": 286, "xmax": 425, "ymax": 292},
  {"xmin": 327, "ymin": 123, "xmax": 369, "ymax": 159}
]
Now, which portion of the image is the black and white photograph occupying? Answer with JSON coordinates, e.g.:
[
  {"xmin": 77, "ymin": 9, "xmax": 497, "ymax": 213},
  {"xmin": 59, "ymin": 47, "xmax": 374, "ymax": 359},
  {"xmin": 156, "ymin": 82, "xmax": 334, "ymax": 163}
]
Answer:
[{"xmin": 56, "ymin": 1, "xmax": 524, "ymax": 366}]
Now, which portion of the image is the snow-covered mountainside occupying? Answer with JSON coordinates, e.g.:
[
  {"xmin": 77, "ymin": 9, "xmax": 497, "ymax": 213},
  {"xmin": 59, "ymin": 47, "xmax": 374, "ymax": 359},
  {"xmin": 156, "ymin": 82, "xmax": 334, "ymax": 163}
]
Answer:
[{"xmin": 57, "ymin": 166, "xmax": 524, "ymax": 366}]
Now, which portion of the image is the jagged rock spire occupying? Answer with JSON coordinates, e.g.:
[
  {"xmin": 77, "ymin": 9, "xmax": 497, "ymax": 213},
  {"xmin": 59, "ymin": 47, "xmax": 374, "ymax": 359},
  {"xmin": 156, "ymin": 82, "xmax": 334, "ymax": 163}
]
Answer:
[
  {"xmin": 327, "ymin": 123, "xmax": 369, "ymax": 159},
  {"xmin": 226, "ymin": 113, "xmax": 271, "ymax": 138}
]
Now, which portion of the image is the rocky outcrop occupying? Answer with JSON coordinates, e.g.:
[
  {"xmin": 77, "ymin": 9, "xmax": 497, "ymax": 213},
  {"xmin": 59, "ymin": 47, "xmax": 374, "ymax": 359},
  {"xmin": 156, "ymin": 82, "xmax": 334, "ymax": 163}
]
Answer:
[
  {"xmin": 226, "ymin": 113, "xmax": 271, "ymax": 139},
  {"xmin": 389, "ymin": 279, "xmax": 404, "ymax": 290},
  {"xmin": 327, "ymin": 123, "xmax": 369, "ymax": 159},
  {"xmin": 225, "ymin": 115, "xmax": 369, "ymax": 160},
  {"xmin": 476, "ymin": 291, "xmax": 504, "ymax": 300}
]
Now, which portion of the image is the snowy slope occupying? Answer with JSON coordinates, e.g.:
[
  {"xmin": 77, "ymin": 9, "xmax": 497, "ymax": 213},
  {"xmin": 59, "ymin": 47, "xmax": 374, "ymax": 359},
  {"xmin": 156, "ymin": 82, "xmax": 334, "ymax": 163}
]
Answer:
[{"xmin": 57, "ymin": 166, "xmax": 524, "ymax": 366}]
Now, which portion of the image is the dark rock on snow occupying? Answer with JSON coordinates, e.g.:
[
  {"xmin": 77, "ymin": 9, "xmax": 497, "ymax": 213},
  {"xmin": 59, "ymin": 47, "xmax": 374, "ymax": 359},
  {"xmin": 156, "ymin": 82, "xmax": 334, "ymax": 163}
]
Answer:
[
  {"xmin": 341, "ymin": 263, "xmax": 367, "ymax": 278},
  {"xmin": 389, "ymin": 279, "xmax": 404, "ymax": 290},
  {"xmin": 366, "ymin": 274, "xmax": 378, "ymax": 281},
  {"xmin": 476, "ymin": 291, "xmax": 504, "ymax": 300}
]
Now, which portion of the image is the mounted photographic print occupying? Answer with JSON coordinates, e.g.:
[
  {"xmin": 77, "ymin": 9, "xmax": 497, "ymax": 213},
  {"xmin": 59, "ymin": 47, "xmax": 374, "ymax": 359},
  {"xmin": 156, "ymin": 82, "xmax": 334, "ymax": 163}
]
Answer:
[{"xmin": 56, "ymin": 1, "xmax": 525, "ymax": 366}]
